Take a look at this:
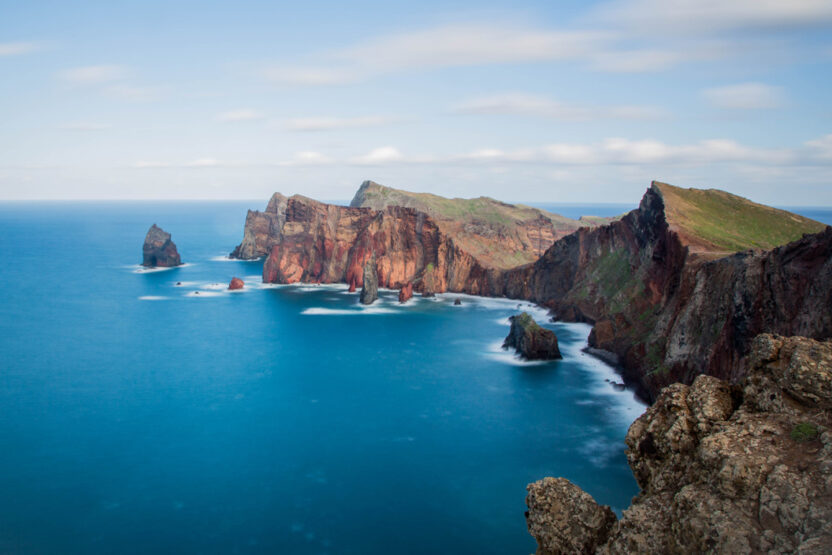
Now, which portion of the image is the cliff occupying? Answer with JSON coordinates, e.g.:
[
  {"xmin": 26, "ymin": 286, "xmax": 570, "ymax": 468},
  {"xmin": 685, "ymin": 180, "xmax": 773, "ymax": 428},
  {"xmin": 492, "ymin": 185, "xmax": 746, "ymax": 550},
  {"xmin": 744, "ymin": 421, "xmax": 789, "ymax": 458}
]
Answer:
[
  {"xmin": 526, "ymin": 334, "xmax": 832, "ymax": 554},
  {"xmin": 232, "ymin": 180, "xmax": 829, "ymax": 400},
  {"xmin": 142, "ymin": 224, "xmax": 181, "ymax": 267},
  {"xmin": 234, "ymin": 187, "xmax": 577, "ymax": 294},
  {"xmin": 502, "ymin": 182, "xmax": 830, "ymax": 400}
]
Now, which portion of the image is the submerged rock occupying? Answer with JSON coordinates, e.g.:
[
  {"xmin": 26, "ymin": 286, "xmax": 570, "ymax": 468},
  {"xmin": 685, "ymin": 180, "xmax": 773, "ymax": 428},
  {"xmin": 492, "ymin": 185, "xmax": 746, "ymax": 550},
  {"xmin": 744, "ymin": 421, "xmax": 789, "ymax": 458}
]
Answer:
[
  {"xmin": 142, "ymin": 224, "xmax": 181, "ymax": 267},
  {"xmin": 360, "ymin": 258, "xmax": 378, "ymax": 305},
  {"xmin": 398, "ymin": 282, "xmax": 413, "ymax": 303},
  {"xmin": 503, "ymin": 312, "xmax": 561, "ymax": 360},
  {"xmin": 228, "ymin": 277, "xmax": 244, "ymax": 290},
  {"xmin": 526, "ymin": 334, "xmax": 832, "ymax": 554},
  {"xmin": 454, "ymin": 298, "xmax": 462, "ymax": 306}
]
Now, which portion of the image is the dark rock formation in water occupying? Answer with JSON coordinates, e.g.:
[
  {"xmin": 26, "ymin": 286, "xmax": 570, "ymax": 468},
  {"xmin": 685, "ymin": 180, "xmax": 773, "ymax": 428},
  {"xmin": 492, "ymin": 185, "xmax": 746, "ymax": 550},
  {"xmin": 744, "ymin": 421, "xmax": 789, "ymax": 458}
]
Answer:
[
  {"xmin": 360, "ymin": 258, "xmax": 378, "ymax": 305},
  {"xmin": 228, "ymin": 277, "xmax": 244, "ymax": 290},
  {"xmin": 142, "ymin": 224, "xmax": 181, "ymax": 267},
  {"xmin": 526, "ymin": 334, "xmax": 832, "ymax": 554},
  {"xmin": 503, "ymin": 312, "xmax": 562, "ymax": 360},
  {"xmin": 398, "ymin": 282, "xmax": 413, "ymax": 303},
  {"xmin": 454, "ymin": 298, "xmax": 462, "ymax": 306}
]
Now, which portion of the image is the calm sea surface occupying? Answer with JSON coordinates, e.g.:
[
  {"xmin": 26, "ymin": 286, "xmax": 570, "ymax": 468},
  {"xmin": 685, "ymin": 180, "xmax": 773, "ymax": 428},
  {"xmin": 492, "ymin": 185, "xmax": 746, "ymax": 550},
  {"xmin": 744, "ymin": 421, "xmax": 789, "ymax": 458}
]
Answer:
[{"xmin": 0, "ymin": 201, "xmax": 827, "ymax": 554}]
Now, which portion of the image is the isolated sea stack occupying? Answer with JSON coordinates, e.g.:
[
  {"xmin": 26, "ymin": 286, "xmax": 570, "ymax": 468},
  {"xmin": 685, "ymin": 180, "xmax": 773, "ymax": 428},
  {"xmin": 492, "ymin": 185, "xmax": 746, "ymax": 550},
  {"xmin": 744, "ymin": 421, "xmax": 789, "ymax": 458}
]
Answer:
[
  {"xmin": 228, "ymin": 277, "xmax": 244, "ymax": 290},
  {"xmin": 360, "ymin": 259, "xmax": 378, "ymax": 305},
  {"xmin": 398, "ymin": 282, "xmax": 413, "ymax": 303},
  {"xmin": 142, "ymin": 224, "xmax": 181, "ymax": 267},
  {"xmin": 503, "ymin": 312, "xmax": 561, "ymax": 360}
]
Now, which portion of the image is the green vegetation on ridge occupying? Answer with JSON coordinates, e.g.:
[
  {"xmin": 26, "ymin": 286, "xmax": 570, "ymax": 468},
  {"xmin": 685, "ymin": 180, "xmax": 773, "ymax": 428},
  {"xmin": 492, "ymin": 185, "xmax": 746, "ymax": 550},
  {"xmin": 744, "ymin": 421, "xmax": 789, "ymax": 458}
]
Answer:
[{"xmin": 654, "ymin": 181, "xmax": 826, "ymax": 252}]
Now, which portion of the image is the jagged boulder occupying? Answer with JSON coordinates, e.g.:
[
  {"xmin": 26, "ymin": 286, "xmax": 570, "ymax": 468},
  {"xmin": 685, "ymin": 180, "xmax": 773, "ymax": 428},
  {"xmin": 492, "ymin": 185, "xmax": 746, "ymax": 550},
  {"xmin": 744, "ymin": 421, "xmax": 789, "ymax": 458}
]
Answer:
[
  {"xmin": 503, "ymin": 312, "xmax": 561, "ymax": 360},
  {"xmin": 360, "ymin": 258, "xmax": 378, "ymax": 305},
  {"xmin": 142, "ymin": 224, "xmax": 181, "ymax": 267},
  {"xmin": 525, "ymin": 334, "xmax": 832, "ymax": 554}
]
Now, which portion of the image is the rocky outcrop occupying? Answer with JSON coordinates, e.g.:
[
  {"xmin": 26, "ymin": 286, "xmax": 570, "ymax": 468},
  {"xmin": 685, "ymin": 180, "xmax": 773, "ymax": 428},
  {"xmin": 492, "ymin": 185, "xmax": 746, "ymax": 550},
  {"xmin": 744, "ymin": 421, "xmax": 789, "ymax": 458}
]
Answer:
[
  {"xmin": 503, "ymin": 312, "xmax": 562, "ymax": 360},
  {"xmin": 360, "ymin": 258, "xmax": 378, "ymax": 305},
  {"xmin": 398, "ymin": 282, "xmax": 413, "ymax": 303},
  {"xmin": 348, "ymin": 278, "xmax": 357, "ymax": 293},
  {"xmin": 228, "ymin": 277, "xmax": 244, "ymax": 290},
  {"xmin": 501, "ymin": 182, "xmax": 830, "ymax": 400},
  {"xmin": 525, "ymin": 334, "xmax": 832, "ymax": 554},
  {"xmin": 142, "ymin": 224, "xmax": 181, "ymax": 267}
]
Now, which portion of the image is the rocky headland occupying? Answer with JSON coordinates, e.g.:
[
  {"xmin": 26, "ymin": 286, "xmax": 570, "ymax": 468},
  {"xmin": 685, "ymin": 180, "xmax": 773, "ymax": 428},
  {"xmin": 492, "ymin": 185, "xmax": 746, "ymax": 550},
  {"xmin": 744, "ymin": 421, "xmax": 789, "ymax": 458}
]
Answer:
[
  {"xmin": 526, "ymin": 333, "xmax": 832, "ymax": 554},
  {"xmin": 232, "ymin": 180, "xmax": 829, "ymax": 400},
  {"xmin": 503, "ymin": 312, "xmax": 562, "ymax": 360},
  {"xmin": 142, "ymin": 224, "xmax": 182, "ymax": 267}
]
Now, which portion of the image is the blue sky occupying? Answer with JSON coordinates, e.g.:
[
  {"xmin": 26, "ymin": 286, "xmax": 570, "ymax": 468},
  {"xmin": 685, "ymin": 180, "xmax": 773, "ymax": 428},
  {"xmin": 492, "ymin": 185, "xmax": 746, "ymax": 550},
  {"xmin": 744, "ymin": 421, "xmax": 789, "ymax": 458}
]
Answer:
[{"xmin": 1, "ymin": 0, "xmax": 831, "ymax": 204}]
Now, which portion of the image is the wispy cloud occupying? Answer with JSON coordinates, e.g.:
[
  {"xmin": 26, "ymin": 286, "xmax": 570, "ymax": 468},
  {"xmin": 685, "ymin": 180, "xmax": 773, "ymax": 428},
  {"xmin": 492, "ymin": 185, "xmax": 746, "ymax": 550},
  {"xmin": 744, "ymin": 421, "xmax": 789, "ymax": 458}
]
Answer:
[
  {"xmin": 58, "ymin": 65, "xmax": 128, "ymax": 84},
  {"xmin": 276, "ymin": 151, "xmax": 334, "ymax": 166},
  {"xmin": 454, "ymin": 93, "xmax": 666, "ymax": 121},
  {"xmin": 216, "ymin": 109, "xmax": 265, "ymax": 122},
  {"xmin": 285, "ymin": 115, "xmax": 400, "ymax": 132},
  {"xmin": 0, "ymin": 41, "xmax": 42, "ymax": 56},
  {"xmin": 263, "ymin": 67, "xmax": 357, "ymax": 86},
  {"xmin": 104, "ymin": 84, "xmax": 161, "ymax": 102},
  {"xmin": 702, "ymin": 82, "xmax": 784, "ymax": 109},
  {"xmin": 349, "ymin": 147, "xmax": 409, "ymax": 165},
  {"xmin": 592, "ymin": 0, "xmax": 832, "ymax": 34}
]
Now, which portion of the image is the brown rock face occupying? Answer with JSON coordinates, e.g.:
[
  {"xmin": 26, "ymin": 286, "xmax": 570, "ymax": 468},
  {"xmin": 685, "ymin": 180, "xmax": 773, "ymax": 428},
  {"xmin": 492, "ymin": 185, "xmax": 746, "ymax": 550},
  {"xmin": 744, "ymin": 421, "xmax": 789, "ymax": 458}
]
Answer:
[
  {"xmin": 398, "ymin": 282, "xmax": 413, "ymax": 303},
  {"xmin": 501, "ymin": 183, "xmax": 832, "ymax": 400},
  {"xmin": 348, "ymin": 277, "xmax": 357, "ymax": 293},
  {"xmin": 360, "ymin": 258, "xmax": 378, "ymax": 305},
  {"xmin": 526, "ymin": 334, "xmax": 832, "ymax": 554},
  {"xmin": 142, "ymin": 224, "xmax": 181, "ymax": 267},
  {"xmin": 228, "ymin": 277, "xmax": 244, "ymax": 290},
  {"xmin": 233, "ymin": 181, "xmax": 830, "ymax": 400}
]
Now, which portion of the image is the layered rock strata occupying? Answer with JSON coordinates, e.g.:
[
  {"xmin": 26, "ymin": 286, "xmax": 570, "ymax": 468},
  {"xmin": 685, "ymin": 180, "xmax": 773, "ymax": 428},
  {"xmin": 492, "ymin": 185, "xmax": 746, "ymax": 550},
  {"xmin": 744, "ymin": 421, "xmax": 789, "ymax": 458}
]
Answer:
[
  {"xmin": 503, "ymin": 312, "xmax": 562, "ymax": 360},
  {"xmin": 142, "ymin": 224, "xmax": 181, "ymax": 267},
  {"xmin": 525, "ymin": 334, "xmax": 832, "ymax": 554}
]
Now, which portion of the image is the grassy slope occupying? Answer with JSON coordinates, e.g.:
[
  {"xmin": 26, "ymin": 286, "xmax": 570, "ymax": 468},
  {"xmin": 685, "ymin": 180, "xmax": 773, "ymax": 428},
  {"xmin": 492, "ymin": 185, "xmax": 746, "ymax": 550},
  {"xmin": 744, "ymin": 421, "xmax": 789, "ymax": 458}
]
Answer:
[
  {"xmin": 350, "ymin": 181, "xmax": 586, "ymax": 231},
  {"xmin": 654, "ymin": 181, "xmax": 826, "ymax": 252}
]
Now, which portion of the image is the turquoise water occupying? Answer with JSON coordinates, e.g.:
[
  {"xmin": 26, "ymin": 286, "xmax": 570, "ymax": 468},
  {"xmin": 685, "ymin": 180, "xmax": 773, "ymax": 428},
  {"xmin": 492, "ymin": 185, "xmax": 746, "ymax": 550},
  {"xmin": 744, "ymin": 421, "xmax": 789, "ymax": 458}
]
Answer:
[{"xmin": 0, "ymin": 201, "xmax": 645, "ymax": 553}]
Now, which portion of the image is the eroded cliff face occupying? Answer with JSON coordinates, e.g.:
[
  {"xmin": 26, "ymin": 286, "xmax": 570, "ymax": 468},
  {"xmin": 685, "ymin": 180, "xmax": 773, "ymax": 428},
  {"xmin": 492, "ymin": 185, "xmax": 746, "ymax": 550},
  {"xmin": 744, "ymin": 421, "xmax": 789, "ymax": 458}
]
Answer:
[
  {"xmin": 500, "ymin": 183, "xmax": 832, "ymax": 400},
  {"xmin": 234, "ymin": 192, "xmax": 508, "ymax": 295},
  {"xmin": 232, "ymin": 181, "xmax": 829, "ymax": 400},
  {"xmin": 526, "ymin": 334, "xmax": 832, "ymax": 554}
]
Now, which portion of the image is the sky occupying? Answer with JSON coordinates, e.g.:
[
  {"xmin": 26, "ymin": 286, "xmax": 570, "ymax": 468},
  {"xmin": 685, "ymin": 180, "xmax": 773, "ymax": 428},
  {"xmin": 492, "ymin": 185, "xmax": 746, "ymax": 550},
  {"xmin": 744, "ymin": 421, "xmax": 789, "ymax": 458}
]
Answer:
[{"xmin": 1, "ymin": 0, "xmax": 831, "ymax": 205}]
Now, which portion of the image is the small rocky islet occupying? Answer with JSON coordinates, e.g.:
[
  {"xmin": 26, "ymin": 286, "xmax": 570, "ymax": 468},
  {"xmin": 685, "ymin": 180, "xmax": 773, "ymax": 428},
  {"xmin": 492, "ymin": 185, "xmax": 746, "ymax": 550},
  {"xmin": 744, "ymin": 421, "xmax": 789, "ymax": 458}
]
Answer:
[
  {"xmin": 141, "ymin": 224, "xmax": 182, "ymax": 268},
  {"xmin": 503, "ymin": 312, "xmax": 562, "ymax": 360}
]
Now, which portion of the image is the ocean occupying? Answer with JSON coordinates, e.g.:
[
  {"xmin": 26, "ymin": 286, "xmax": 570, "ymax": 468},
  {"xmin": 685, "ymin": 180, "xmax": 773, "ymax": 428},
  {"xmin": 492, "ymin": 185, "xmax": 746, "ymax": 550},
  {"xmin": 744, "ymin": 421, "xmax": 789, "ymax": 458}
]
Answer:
[{"xmin": 0, "ymin": 201, "xmax": 827, "ymax": 554}]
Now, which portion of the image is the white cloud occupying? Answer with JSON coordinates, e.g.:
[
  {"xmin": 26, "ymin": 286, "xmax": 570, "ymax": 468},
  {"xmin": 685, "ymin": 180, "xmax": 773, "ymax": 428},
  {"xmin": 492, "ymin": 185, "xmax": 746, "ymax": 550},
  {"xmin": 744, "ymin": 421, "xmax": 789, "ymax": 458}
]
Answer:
[
  {"xmin": 263, "ymin": 66, "xmax": 357, "ymax": 86},
  {"xmin": 589, "ymin": 49, "xmax": 685, "ymax": 73},
  {"xmin": 59, "ymin": 65, "xmax": 127, "ymax": 84},
  {"xmin": 186, "ymin": 158, "xmax": 220, "ymax": 167},
  {"xmin": 217, "ymin": 109, "xmax": 265, "ymax": 122},
  {"xmin": 805, "ymin": 134, "xmax": 832, "ymax": 159},
  {"xmin": 702, "ymin": 82, "xmax": 784, "ymax": 109},
  {"xmin": 350, "ymin": 147, "xmax": 408, "ymax": 165},
  {"xmin": 276, "ymin": 151, "xmax": 334, "ymax": 166},
  {"xmin": 285, "ymin": 115, "xmax": 399, "ymax": 132},
  {"xmin": 454, "ymin": 93, "xmax": 665, "ymax": 120},
  {"xmin": 593, "ymin": 0, "xmax": 832, "ymax": 34},
  {"xmin": 0, "ymin": 42, "xmax": 41, "ymax": 56}
]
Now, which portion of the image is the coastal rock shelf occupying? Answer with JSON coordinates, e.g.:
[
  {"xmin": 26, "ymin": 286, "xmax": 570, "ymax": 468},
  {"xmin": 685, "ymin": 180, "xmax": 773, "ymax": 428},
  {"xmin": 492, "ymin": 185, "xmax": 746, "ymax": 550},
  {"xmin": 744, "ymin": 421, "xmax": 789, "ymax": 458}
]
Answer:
[{"xmin": 526, "ymin": 333, "xmax": 832, "ymax": 554}]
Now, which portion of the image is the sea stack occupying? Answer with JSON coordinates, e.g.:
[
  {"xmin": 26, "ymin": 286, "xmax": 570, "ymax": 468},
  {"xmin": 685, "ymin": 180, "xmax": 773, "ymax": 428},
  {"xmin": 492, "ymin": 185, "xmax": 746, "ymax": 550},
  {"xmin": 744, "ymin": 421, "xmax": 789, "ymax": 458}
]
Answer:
[
  {"xmin": 398, "ymin": 282, "xmax": 413, "ymax": 303},
  {"xmin": 142, "ymin": 224, "xmax": 182, "ymax": 267},
  {"xmin": 228, "ymin": 277, "xmax": 244, "ymax": 290},
  {"xmin": 360, "ymin": 258, "xmax": 378, "ymax": 305},
  {"xmin": 503, "ymin": 312, "xmax": 561, "ymax": 360}
]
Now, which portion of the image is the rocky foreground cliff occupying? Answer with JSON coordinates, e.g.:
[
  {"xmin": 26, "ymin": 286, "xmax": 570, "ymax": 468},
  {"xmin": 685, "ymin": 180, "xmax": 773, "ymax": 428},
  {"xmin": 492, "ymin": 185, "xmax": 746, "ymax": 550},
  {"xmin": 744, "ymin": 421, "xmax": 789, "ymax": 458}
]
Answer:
[
  {"xmin": 231, "ymin": 180, "xmax": 828, "ymax": 400},
  {"xmin": 526, "ymin": 333, "xmax": 832, "ymax": 554}
]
